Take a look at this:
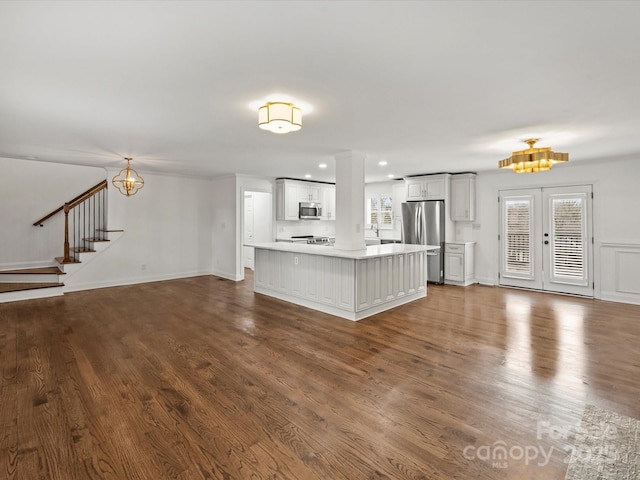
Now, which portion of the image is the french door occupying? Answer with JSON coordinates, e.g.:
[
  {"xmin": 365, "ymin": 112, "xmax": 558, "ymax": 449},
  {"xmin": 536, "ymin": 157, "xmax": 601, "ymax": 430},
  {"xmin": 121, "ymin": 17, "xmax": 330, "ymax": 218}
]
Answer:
[{"xmin": 499, "ymin": 185, "xmax": 593, "ymax": 296}]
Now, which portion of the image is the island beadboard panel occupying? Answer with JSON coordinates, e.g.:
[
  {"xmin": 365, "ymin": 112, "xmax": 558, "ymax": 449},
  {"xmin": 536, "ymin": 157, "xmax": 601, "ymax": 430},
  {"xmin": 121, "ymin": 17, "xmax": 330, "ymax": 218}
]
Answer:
[{"xmin": 254, "ymin": 247, "xmax": 428, "ymax": 320}]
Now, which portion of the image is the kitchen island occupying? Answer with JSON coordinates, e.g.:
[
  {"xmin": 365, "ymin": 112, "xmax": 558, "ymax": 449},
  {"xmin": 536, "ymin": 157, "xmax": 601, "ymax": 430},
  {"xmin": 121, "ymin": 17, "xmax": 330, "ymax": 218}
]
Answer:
[{"xmin": 252, "ymin": 242, "xmax": 440, "ymax": 321}]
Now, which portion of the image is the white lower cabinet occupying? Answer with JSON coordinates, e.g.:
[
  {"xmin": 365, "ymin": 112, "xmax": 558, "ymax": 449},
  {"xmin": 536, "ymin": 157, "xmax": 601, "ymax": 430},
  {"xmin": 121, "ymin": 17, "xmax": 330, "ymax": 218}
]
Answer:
[{"xmin": 444, "ymin": 242, "xmax": 475, "ymax": 286}]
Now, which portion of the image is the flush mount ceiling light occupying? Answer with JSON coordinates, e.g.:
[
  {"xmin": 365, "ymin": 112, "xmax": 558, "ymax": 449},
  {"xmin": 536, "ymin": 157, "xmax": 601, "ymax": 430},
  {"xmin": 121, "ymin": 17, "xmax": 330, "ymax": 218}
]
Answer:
[
  {"xmin": 498, "ymin": 138, "xmax": 569, "ymax": 173},
  {"xmin": 258, "ymin": 101, "xmax": 302, "ymax": 134},
  {"xmin": 112, "ymin": 157, "xmax": 144, "ymax": 196}
]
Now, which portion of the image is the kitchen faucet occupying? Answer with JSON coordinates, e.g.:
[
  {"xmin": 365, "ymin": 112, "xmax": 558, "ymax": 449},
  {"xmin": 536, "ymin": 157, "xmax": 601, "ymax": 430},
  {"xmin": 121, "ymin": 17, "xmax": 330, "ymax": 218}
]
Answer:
[{"xmin": 371, "ymin": 224, "xmax": 379, "ymax": 237}]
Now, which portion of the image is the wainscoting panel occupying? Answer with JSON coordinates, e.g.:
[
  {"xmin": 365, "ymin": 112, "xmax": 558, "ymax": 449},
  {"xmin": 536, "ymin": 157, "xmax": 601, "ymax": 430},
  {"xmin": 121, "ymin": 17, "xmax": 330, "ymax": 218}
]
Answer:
[{"xmin": 600, "ymin": 242, "xmax": 640, "ymax": 305}]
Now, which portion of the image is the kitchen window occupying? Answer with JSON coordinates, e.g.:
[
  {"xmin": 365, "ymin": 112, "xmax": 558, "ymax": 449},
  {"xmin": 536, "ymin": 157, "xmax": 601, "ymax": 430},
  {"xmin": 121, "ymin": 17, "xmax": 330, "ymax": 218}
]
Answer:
[{"xmin": 366, "ymin": 195, "xmax": 393, "ymax": 230}]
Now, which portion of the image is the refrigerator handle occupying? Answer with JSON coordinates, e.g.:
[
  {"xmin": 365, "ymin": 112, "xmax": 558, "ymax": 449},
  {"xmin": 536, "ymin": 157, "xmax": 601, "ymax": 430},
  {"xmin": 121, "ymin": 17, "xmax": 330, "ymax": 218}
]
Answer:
[
  {"xmin": 417, "ymin": 206, "xmax": 422, "ymax": 244},
  {"xmin": 415, "ymin": 206, "xmax": 419, "ymax": 244}
]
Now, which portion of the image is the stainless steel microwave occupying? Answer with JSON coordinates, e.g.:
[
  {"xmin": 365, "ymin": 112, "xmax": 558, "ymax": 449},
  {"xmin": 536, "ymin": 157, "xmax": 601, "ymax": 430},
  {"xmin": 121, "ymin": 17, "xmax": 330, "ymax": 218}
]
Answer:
[{"xmin": 299, "ymin": 202, "xmax": 322, "ymax": 220}]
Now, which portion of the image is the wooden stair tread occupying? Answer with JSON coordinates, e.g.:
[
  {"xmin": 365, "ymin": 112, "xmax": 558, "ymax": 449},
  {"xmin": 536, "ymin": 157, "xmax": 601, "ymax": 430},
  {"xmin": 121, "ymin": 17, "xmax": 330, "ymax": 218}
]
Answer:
[
  {"xmin": 96, "ymin": 229, "xmax": 124, "ymax": 232},
  {"xmin": 0, "ymin": 282, "xmax": 64, "ymax": 294},
  {"xmin": 0, "ymin": 266, "xmax": 65, "ymax": 275},
  {"xmin": 55, "ymin": 257, "xmax": 81, "ymax": 265},
  {"xmin": 83, "ymin": 237, "xmax": 110, "ymax": 242},
  {"xmin": 71, "ymin": 247, "xmax": 96, "ymax": 253}
]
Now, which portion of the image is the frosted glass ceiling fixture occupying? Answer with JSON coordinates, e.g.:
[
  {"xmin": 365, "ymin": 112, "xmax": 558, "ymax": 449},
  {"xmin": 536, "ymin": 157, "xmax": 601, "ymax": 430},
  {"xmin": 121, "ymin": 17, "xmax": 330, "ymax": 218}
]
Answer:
[
  {"xmin": 499, "ymin": 138, "xmax": 568, "ymax": 173},
  {"xmin": 112, "ymin": 157, "xmax": 144, "ymax": 196},
  {"xmin": 258, "ymin": 101, "xmax": 302, "ymax": 134}
]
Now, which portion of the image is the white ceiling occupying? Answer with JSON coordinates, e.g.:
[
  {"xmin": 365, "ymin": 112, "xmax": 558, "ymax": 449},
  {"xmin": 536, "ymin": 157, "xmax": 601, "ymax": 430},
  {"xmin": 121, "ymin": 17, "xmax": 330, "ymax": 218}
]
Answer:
[{"xmin": 1, "ymin": 1, "xmax": 639, "ymax": 183}]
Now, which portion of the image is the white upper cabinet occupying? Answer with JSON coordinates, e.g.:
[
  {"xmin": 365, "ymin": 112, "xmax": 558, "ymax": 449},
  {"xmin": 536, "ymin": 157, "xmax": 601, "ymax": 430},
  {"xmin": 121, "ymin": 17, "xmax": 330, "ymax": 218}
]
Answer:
[
  {"xmin": 321, "ymin": 185, "xmax": 336, "ymax": 220},
  {"xmin": 276, "ymin": 179, "xmax": 335, "ymax": 221},
  {"xmin": 450, "ymin": 173, "xmax": 476, "ymax": 222},
  {"xmin": 405, "ymin": 174, "xmax": 449, "ymax": 201},
  {"xmin": 307, "ymin": 185, "xmax": 321, "ymax": 203}
]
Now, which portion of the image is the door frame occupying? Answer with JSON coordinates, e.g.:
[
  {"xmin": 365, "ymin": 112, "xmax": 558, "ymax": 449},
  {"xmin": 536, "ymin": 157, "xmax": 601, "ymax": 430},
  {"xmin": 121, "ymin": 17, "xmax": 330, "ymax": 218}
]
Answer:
[
  {"xmin": 240, "ymin": 187, "xmax": 273, "ymax": 281},
  {"xmin": 495, "ymin": 180, "xmax": 599, "ymax": 298}
]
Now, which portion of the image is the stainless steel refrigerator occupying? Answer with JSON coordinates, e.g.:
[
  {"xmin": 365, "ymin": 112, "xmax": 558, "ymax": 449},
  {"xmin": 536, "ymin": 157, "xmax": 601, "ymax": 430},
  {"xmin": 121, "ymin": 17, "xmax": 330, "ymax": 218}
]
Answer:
[{"xmin": 401, "ymin": 200, "xmax": 445, "ymax": 284}]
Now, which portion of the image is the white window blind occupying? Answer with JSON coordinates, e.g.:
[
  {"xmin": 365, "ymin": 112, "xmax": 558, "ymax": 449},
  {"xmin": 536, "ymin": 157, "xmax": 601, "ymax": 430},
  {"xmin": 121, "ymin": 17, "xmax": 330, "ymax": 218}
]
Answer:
[
  {"xmin": 551, "ymin": 197, "xmax": 585, "ymax": 280},
  {"xmin": 504, "ymin": 198, "xmax": 533, "ymax": 275},
  {"xmin": 367, "ymin": 195, "xmax": 393, "ymax": 229}
]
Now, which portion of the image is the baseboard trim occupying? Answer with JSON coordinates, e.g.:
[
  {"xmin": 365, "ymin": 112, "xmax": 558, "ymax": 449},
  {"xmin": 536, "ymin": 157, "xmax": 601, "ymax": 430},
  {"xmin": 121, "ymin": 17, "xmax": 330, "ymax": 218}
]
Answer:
[
  {"xmin": 63, "ymin": 270, "xmax": 213, "ymax": 292},
  {"xmin": 211, "ymin": 269, "xmax": 243, "ymax": 282},
  {"xmin": 600, "ymin": 292, "xmax": 640, "ymax": 306}
]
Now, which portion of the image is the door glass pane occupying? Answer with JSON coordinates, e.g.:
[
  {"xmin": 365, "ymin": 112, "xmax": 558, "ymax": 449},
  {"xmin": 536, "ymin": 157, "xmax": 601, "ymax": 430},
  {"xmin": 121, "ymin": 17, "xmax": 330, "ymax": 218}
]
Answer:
[
  {"xmin": 551, "ymin": 194, "xmax": 587, "ymax": 282},
  {"xmin": 504, "ymin": 198, "xmax": 533, "ymax": 277}
]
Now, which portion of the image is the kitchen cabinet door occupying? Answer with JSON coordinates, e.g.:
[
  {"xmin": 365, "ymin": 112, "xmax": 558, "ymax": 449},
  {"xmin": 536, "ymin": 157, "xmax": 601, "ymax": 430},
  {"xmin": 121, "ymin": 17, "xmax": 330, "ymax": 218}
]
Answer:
[
  {"xmin": 445, "ymin": 242, "xmax": 475, "ymax": 285},
  {"xmin": 308, "ymin": 185, "xmax": 321, "ymax": 202},
  {"xmin": 445, "ymin": 253, "xmax": 464, "ymax": 282},
  {"xmin": 284, "ymin": 182, "xmax": 302, "ymax": 220},
  {"xmin": 321, "ymin": 185, "xmax": 336, "ymax": 220},
  {"xmin": 275, "ymin": 181, "xmax": 285, "ymax": 221},
  {"xmin": 405, "ymin": 175, "xmax": 448, "ymax": 201},
  {"xmin": 451, "ymin": 174, "xmax": 476, "ymax": 222},
  {"xmin": 406, "ymin": 180, "xmax": 425, "ymax": 200}
]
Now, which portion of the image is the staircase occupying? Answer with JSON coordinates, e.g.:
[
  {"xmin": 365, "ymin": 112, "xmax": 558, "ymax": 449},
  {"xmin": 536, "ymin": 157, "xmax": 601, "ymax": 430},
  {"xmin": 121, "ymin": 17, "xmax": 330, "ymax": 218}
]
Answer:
[{"xmin": 0, "ymin": 181, "xmax": 123, "ymax": 303}]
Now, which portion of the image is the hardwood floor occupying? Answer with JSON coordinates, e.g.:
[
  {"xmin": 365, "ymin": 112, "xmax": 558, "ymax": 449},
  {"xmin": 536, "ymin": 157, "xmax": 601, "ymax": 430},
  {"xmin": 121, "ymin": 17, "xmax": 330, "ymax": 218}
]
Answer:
[{"xmin": 1, "ymin": 273, "xmax": 639, "ymax": 479}]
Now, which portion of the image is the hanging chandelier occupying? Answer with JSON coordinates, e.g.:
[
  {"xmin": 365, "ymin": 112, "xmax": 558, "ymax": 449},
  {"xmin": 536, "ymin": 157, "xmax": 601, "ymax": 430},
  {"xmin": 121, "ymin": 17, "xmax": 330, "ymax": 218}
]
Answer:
[
  {"xmin": 258, "ymin": 101, "xmax": 302, "ymax": 134},
  {"xmin": 499, "ymin": 138, "xmax": 569, "ymax": 173},
  {"xmin": 112, "ymin": 157, "xmax": 144, "ymax": 196}
]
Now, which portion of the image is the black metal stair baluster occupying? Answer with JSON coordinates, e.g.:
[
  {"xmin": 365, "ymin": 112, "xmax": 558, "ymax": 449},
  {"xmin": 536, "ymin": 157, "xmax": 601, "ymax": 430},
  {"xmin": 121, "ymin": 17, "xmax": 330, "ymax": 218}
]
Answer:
[
  {"xmin": 101, "ymin": 188, "xmax": 104, "ymax": 237},
  {"xmin": 93, "ymin": 193, "xmax": 96, "ymax": 241}
]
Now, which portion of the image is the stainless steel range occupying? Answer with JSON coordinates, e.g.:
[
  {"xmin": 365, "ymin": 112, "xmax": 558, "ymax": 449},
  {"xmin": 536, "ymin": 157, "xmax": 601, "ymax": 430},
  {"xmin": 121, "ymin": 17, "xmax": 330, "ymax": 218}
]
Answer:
[
  {"xmin": 290, "ymin": 235, "xmax": 332, "ymax": 245},
  {"xmin": 306, "ymin": 236, "xmax": 331, "ymax": 245}
]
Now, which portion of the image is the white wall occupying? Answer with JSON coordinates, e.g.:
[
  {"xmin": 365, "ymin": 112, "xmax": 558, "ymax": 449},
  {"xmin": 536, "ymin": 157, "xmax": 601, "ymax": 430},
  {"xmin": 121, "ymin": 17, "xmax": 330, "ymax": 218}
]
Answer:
[
  {"xmin": 0, "ymin": 157, "xmax": 106, "ymax": 268},
  {"xmin": 64, "ymin": 169, "xmax": 214, "ymax": 290},
  {"xmin": 211, "ymin": 175, "xmax": 239, "ymax": 280},
  {"xmin": 470, "ymin": 154, "xmax": 640, "ymax": 304},
  {"xmin": 0, "ymin": 157, "xmax": 215, "ymax": 289}
]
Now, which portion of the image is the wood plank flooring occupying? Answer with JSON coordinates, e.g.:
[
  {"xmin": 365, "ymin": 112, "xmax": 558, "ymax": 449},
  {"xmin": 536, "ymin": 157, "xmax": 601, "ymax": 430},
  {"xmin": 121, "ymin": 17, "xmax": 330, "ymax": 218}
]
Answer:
[{"xmin": 0, "ymin": 272, "xmax": 639, "ymax": 479}]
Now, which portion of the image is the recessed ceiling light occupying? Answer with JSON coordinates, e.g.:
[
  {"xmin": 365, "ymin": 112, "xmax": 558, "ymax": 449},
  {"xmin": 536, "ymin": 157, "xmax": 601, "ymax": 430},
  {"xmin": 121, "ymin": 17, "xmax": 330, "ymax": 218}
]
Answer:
[
  {"xmin": 318, "ymin": 163, "xmax": 327, "ymax": 169},
  {"xmin": 378, "ymin": 160, "xmax": 388, "ymax": 166},
  {"xmin": 305, "ymin": 174, "xmax": 312, "ymax": 178},
  {"xmin": 387, "ymin": 174, "xmax": 395, "ymax": 178}
]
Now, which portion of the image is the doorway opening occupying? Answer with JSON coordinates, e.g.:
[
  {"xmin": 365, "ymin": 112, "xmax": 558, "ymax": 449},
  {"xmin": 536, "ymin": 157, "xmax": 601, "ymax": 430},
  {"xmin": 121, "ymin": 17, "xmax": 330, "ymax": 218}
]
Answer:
[{"xmin": 242, "ymin": 191, "xmax": 273, "ymax": 272}]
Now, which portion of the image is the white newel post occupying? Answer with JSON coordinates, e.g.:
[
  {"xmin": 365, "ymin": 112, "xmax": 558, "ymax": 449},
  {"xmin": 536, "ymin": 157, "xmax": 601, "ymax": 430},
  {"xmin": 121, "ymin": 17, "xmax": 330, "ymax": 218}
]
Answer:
[{"xmin": 333, "ymin": 150, "xmax": 366, "ymax": 251}]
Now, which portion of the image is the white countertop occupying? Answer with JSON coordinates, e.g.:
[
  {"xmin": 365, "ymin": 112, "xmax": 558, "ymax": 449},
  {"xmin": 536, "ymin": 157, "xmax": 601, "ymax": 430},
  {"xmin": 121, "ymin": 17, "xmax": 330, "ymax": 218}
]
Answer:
[{"xmin": 252, "ymin": 242, "xmax": 440, "ymax": 259}]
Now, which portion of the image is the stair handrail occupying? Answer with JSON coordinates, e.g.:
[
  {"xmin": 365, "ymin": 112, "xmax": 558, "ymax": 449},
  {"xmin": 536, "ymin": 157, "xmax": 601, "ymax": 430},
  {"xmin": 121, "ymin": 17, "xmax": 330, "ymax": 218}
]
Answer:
[
  {"xmin": 32, "ymin": 179, "xmax": 109, "ymax": 264},
  {"xmin": 33, "ymin": 180, "xmax": 108, "ymax": 226}
]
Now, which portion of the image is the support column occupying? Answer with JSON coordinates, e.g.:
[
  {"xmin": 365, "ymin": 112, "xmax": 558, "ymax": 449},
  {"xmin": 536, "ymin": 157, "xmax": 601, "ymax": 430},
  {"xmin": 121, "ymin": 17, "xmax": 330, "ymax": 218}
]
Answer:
[{"xmin": 334, "ymin": 150, "xmax": 366, "ymax": 251}]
